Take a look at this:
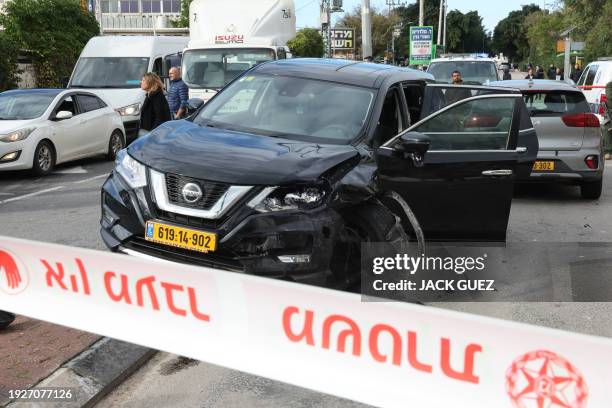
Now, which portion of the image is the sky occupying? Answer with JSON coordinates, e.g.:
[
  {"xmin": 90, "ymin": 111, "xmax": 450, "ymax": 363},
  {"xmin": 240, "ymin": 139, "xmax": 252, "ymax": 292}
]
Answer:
[{"xmin": 295, "ymin": 0, "xmax": 548, "ymax": 31}]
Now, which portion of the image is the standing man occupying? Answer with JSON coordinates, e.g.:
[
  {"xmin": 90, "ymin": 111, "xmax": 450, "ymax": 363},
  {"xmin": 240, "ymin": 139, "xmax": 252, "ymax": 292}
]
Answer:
[
  {"xmin": 571, "ymin": 63, "xmax": 583, "ymax": 83},
  {"xmin": 525, "ymin": 67, "xmax": 536, "ymax": 80},
  {"xmin": 167, "ymin": 66, "xmax": 189, "ymax": 119},
  {"xmin": 446, "ymin": 71, "xmax": 471, "ymax": 105}
]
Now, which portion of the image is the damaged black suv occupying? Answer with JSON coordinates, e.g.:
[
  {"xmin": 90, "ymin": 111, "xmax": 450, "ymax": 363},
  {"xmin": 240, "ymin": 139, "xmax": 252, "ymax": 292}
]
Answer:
[{"xmin": 100, "ymin": 59, "xmax": 537, "ymax": 287}]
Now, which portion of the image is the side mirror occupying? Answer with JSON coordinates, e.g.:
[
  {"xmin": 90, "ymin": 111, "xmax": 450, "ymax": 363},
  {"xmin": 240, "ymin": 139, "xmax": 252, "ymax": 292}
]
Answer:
[
  {"xmin": 55, "ymin": 111, "xmax": 73, "ymax": 121},
  {"xmin": 186, "ymin": 98, "xmax": 204, "ymax": 116},
  {"xmin": 397, "ymin": 132, "xmax": 431, "ymax": 155}
]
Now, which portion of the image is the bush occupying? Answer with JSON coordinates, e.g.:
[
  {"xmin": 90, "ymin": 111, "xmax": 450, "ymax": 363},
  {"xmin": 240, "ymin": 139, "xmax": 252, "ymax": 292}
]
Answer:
[
  {"xmin": 0, "ymin": 0, "xmax": 100, "ymax": 88},
  {"xmin": 0, "ymin": 32, "xmax": 19, "ymax": 91}
]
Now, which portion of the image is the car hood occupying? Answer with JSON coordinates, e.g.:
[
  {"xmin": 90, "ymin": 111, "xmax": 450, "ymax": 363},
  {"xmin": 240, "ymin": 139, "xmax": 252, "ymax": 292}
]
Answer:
[
  {"xmin": 0, "ymin": 119, "xmax": 38, "ymax": 133},
  {"xmin": 68, "ymin": 88, "xmax": 144, "ymax": 109},
  {"xmin": 128, "ymin": 121, "xmax": 360, "ymax": 185}
]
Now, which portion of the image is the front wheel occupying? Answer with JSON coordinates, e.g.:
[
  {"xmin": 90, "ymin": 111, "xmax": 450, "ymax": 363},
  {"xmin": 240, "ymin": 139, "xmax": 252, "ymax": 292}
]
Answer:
[
  {"xmin": 581, "ymin": 179, "xmax": 602, "ymax": 199},
  {"xmin": 106, "ymin": 130, "xmax": 125, "ymax": 161},
  {"xmin": 330, "ymin": 203, "xmax": 409, "ymax": 289},
  {"xmin": 32, "ymin": 140, "xmax": 56, "ymax": 175}
]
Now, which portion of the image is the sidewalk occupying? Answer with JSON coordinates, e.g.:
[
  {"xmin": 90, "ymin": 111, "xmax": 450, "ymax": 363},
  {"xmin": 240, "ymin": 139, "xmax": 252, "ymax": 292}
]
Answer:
[{"xmin": 0, "ymin": 316, "xmax": 99, "ymax": 406}]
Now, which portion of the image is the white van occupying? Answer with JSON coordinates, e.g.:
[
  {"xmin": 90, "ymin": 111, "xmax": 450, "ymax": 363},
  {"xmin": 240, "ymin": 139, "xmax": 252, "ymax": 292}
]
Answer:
[
  {"xmin": 576, "ymin": 58, "xmax": 612, "ymax": 124},
  {"xmin": 68, "ymin": 36, "xmax": 189, "ymax": 141}
]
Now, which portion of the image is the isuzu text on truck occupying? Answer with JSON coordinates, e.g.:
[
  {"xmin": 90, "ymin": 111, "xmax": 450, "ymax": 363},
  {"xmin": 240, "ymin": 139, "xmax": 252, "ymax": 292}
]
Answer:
[{"xmin": 182, "ymin": 0, "xmax": 296, "ymax": 101}]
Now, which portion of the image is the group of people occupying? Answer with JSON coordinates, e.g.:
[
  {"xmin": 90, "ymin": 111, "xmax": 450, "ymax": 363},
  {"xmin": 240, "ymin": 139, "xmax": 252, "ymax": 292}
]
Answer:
[
  {"xmin": 138, "ymin": 66, "xmax": 190, "ymax": 136},
  {"xmin": 521, "ymin": 63, "xmax": 584, "ymax": 83}
]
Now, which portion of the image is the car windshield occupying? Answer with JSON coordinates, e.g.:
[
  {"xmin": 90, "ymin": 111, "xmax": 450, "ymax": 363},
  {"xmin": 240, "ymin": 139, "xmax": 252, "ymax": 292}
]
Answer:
[
  {"xmin": 428, "ymin": 61, "xmax": 498, "ymax": 84},
  {"xmin": 70, "ymin": 57, "xmax": 150, "ymax": 88},
  {"xmin": 0, "ymin": 92, "xmax": 57, "ymax": 120},
  {"xmin": 522, "ymin": 91, "xmax": 589, "ymax": 116},
  {"xmin": 194, "ymin": 74, "xmax": 376, "ymax": 144},
  {"xmin": 182, "ymin": 48, "xmax": 276, "ymax": 89}
]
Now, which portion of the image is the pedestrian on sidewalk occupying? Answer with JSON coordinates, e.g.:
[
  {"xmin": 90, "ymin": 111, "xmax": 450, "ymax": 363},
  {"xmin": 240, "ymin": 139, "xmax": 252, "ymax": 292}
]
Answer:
[
  {"xmin": 547, "ymin": 64, "xmax": 556, "ymax": 79},
  {"xmin": 502, "ymin": 67, "xmax": 512, "ymax": 80},
  {"xmin": 535, "ymin": 65, "xmax": 545, "ymax": 79},
  {"xmin": 570, "ymin": 63, "xmax": 583, "ymax": 83},
  {"xmin": 555, "ymin": 67, "xmax": 564, "ymax": 81},
  {"xmin": 605, "ymin": 81, "xmax": 612, "ymax": 159},
  {"xmin": 139, "ymin": 72, "xmax": 171, "ymax": 137},
  {"xmin": 167, "ymin": 66, "xmax": 189, "ymax": 120},
  {"xmin": 525, "ymin": 67, "xmax": 536, "ymax": 80}
]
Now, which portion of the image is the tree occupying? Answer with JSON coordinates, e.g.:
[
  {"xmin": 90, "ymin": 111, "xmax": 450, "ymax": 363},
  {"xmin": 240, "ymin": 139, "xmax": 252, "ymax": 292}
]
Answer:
[
  {"xmin": 0, "ymin": 0, "xmax": 99, "ymax": 88},
  {"xmin": 394, "ymin": 0, "xmax": 441, "ymax": 58},
  {"xmin": 336, "ymin": 6, "xmax": 394, "ymax": 58},
  {"xmin": 492, "ymin": 4, "xmax": 541, "ymax": 62},
  {"xmin": 524, "ymin": 10, "xmax": 567, "ymax": 68},
  {"xmin": 173, "ymin": 0, "xmax": 192, "ymax": 28},
  {"xmin": 287, "ymin": 28, "xmax": 325, "ymax": 58},
  {"xmin": 444, "ymin": 10, "xmax": 488, "ymax": 54},
  {"xmin": 0, "ymin": 32, "xmax": 19, "ymax": 91}
]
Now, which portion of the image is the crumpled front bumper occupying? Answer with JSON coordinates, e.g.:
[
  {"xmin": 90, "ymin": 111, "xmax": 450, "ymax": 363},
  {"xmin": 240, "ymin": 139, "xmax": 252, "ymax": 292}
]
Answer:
[{"xmin": 100, "ymin": 172, "xmax": 342, "ymax": 286}]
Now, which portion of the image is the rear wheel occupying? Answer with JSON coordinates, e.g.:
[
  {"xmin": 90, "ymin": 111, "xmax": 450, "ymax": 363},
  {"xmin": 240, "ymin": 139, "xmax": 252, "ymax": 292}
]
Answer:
[
  {"xmin": 581, "ymin": 179, "xmax": 602, "ymax": 199},
  {"xmin": 32, "ymin": 140, "xmax": 55, "ymax": 175},
  {"xmin": 106, "ymin": 130, "xmax": 125, "ymax": 161},
  {"xmin": 330, "ymin": 203, "xmax": 409, "ymax": 289},
  {"xmin": 0, "ymin": 311, "xmax": 15, "ymax": 330}
]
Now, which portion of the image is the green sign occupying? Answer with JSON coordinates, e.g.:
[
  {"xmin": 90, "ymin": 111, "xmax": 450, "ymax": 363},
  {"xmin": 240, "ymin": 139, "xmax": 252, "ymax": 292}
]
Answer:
[{"xmin": 409, "ymin": 26, "xmax": 434, "ymax": 66}]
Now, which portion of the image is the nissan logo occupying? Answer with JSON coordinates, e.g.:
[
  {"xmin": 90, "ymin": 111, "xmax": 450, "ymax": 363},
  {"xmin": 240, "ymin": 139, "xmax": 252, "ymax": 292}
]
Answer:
[{"xmin": 181, "ymin": 183, "xmax": 203, "ymax": 203}]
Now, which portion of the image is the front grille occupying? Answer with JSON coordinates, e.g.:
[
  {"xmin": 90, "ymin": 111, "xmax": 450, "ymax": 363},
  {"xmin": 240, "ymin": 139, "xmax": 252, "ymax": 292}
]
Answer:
[
  {"xmin": 165, "ymin": 173, "xmax": 230, "ymax": 210},
  {"xmin": 124, "ymin": 236, "xmax": 245, "ymax": 271},
  {"xmin": 155, "ymin": 209, "xmax": 223, "ymax": 230}
]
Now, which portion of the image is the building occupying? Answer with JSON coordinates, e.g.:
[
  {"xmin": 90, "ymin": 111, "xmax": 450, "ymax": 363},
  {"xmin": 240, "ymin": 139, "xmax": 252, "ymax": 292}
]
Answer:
[{"xmin": 91, "ymin": 0, "xmax": 187, "ymax": 34}]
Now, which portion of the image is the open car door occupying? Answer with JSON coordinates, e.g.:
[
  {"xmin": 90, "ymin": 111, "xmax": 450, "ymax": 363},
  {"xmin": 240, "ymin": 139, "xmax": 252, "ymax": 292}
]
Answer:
[{"xmin": 376, "ymin": 88, "xmax": 534, "ymax": 242}]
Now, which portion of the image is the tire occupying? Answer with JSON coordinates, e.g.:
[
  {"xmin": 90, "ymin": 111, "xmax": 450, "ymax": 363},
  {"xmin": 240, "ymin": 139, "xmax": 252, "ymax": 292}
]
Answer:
[
  {"xmin": 106, "ymin": 130, "xmax": 125, "ymax": 161},
  {"xmin": 581, "ymin": 179, "xmax": 603, "ymax": 200},
  {"xmin": 330, "ymin": 203, "xmax": 409, "ymax": 289},
  {"xmin": 32, "ymin": 140, "xmax": 56, "ymax": 175},
  {"xmin": 0, "ymin": 311, "xmax": 15, "ymax": 330}
]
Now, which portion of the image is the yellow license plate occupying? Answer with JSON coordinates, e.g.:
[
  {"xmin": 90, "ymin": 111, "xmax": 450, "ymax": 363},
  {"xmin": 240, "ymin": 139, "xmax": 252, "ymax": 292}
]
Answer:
[
  {"xmin": 532, "ymin": 161, "xmax": 555, "ymax": 171},
  {"xmin": 145, "ymin": 221, "xmax": 216, "ymax": 253}
]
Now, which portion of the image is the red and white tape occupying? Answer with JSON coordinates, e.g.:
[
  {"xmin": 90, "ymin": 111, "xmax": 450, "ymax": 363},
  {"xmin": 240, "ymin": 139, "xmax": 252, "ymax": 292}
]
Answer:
[{"xmin": 1, "ymin": 235, "xmax": 611, "ymax": 407}]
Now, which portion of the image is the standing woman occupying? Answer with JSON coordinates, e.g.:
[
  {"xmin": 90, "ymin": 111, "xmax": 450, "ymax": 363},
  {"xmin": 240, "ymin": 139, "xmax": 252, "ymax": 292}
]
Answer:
[{"xmin": 139, "ymin": 72, "xmax": 171, "ymax": 137}]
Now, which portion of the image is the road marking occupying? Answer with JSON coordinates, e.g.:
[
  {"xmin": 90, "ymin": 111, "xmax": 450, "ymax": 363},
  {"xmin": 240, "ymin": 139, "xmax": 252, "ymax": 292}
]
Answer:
[
  {"xmin": 0, "ymin": 186, "xmax": 64, "ymax": 205},
  {"xmin": 55, "ymin": 166, "xmax": 88, "ymax": 174},
  {"xmin": 72, "ymin": 174, "xmax": 109, "ymax": 185}
]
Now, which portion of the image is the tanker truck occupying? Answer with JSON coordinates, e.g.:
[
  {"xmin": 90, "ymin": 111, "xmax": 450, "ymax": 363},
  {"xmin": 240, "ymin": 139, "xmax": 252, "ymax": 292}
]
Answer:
[{"xmin": 182, "ymin": 0, "xmax": 296, "ymax": 101}]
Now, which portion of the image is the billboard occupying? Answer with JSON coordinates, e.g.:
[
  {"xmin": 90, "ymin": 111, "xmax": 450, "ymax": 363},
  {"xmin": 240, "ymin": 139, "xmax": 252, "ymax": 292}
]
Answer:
[
  {"xmin": 409, "ymin": 26, "xmax": 434, "ymax": 65},
  {"xmin": 330, "ymin": 28, "xmax": 355, "ymax": 50}
]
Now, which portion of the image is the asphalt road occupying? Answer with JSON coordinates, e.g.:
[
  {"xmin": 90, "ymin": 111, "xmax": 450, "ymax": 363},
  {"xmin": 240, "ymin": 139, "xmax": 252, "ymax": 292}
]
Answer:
[{"xmin": 1, "ymin": 158, "xmax": 612, "ymax": 407}]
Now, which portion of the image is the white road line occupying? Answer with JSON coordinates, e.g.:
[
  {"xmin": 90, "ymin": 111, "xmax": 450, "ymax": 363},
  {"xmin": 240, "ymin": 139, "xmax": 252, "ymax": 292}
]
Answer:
[
  {"xmin": 0, "ymin": 186, "xmax": 64, "ymax": 205},
  {"xmin": 72, "ymin": 174, "xmax": 109, "ymax": 184}
]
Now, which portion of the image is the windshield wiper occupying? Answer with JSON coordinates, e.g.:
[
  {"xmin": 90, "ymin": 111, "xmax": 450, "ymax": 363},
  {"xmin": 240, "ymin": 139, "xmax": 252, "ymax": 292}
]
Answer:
[
  {"xmin": 0, "ymin": 116, "xmax": 19, "ymax": 120},
  {"xmin": 529, "ymin": 109, "xmax": 557, "ymax": 116}
]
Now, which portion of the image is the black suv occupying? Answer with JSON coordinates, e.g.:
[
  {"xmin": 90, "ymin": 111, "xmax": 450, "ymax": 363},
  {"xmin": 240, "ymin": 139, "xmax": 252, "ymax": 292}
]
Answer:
[{"xmin": 100, "ymin": 59, "xmax": 537, "ymax": 287}]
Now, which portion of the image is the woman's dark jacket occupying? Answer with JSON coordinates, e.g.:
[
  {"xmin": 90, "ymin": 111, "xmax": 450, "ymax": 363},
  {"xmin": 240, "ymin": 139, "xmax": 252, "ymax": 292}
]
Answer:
[{"xmin": 140, "ymin": 90, "xmax": 171, "ymax": 131}]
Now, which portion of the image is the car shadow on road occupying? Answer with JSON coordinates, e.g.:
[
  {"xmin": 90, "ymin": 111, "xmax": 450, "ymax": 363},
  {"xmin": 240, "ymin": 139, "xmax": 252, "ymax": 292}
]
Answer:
[
  {"xmin": 0, "ymin": 157, "xmax": 112, "ymax": 182},
  {"xmin": 513, "ymin": 183, "xmax": 584, "ymax": 201}
]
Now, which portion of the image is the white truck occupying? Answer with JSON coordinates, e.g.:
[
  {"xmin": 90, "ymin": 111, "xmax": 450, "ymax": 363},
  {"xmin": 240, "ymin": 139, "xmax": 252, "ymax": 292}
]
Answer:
[
  {"xmin": 68, "ymin": 36, "xmax": 189, "ymax": 141},
  {"xmin": 182, "ymin": 0, "xmax": 296, "ymax": 101}
]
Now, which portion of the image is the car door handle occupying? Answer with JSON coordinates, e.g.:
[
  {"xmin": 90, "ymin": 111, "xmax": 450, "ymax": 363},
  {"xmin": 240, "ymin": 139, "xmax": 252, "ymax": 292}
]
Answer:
[
  {"xmin": 517, "ymin": 147, "xmax": 527, "ymax": 154},
  {"xmin": 482, "ymin": 169, "xmax": 513, "ymax": 176}
]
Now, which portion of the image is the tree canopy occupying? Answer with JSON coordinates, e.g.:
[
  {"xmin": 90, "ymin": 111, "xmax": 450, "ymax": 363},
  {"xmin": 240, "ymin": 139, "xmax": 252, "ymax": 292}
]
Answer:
[
  {"xmin": 0, "ymin": 0, "xmax": 99, "ymax": 88},
  {"xmin": 492, "ymin": 4, "xmax": 541, "ymax": 62},
  {"xmin": 287, "ymin": 28, "xmax": 325, "ymax": 58}
]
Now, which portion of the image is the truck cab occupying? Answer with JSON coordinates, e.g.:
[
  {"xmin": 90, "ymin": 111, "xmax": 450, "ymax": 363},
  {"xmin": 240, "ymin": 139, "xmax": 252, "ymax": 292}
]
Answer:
[{"xmin": 182, "ymin": 0, "xmax": 296, "ymax": 102}]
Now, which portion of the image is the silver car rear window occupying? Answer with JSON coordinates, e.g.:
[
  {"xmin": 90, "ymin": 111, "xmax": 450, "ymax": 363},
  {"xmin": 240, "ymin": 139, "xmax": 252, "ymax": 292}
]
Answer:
[{"xmin": 522, "ymin": 91, "xmax": 589, "ymax": 117}]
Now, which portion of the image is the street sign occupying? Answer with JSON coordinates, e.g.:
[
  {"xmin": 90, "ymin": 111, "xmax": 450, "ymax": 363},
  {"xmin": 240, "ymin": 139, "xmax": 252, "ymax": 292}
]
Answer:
[
  {"xmin": 409, "ymin": 26, "xmax": 433, "ymax": 65},
  {"xmin": 330, "ymin": 28, "xmax": 355, "ymax": 50}
]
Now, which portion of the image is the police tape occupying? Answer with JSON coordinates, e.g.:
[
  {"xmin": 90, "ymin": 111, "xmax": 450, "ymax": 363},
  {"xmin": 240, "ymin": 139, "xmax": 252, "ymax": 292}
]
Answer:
[{"xmin": 0, "ymin": 235, "xmax": 611, "ymax": 408}]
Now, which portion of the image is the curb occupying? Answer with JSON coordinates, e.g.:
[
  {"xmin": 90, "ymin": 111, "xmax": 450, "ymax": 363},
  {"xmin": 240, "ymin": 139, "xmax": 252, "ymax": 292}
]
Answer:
[{"xmin": 6, "ymin": 338, "xmax": 156, "ymax": 408}]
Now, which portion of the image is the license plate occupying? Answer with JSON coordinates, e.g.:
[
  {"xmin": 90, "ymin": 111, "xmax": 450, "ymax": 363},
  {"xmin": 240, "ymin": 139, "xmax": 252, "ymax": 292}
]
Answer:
[
  {"xmin": 145, "ymin": 221, "xmax": 216, "ymax": 253},
  {"xmin": 532, "ymin": 161, "xmax": 555, "ymax": 171}
]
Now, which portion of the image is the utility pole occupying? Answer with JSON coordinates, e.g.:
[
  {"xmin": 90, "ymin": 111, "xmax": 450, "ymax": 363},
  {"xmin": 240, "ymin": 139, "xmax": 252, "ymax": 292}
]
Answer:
[
  {"xmin": 362, "ymin": 0, "xmax": 372, "ymax": 59},
  {"xmin": 437, "ymin": 0, "xmax": 443, "ymax": 45},
  {"xmin": 442, "ymin": 0, "xmax": 447, "ymax": 50},
  {"xmin": 419, "ymin": 0, "xmax": 424, "ymax": 26}
]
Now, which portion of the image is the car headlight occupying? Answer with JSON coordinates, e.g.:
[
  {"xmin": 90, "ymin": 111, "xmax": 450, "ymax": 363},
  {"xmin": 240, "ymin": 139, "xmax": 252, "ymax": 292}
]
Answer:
[
  {"xmin": 115, "ymin": 103, "xmax": 141, "ymax": 116},
  {"xmin": 0, "ymin": 128, "xmax": 34, "ymax": 143},
  {"xmin": 115, "ymin": 149, "xmax": 147, "ymax": 188},
  {"xmin": 249, "ymin": 186, "xmax": 326, "ymax": 212}
]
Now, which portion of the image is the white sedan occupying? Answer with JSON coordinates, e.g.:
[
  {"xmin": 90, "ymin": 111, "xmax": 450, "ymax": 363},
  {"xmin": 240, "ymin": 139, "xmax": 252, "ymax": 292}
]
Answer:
[{"xmin": 0, "ymin": 89, "xmax": 126, "ymax": 174}]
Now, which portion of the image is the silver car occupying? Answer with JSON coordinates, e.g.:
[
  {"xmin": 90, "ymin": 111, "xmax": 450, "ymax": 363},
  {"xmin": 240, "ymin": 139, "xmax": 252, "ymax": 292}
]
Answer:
[{"xmin": 490, "ymin": 80, "xmax": 604, "ymax": 199}]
